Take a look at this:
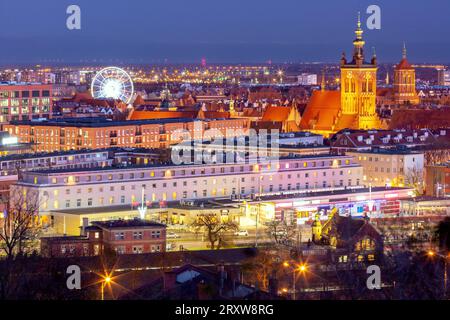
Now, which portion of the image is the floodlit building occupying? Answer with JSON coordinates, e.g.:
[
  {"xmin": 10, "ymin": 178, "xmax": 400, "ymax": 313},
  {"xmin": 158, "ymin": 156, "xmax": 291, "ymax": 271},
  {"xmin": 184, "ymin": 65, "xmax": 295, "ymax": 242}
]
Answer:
[
  {"xmin": 393, "ymin": 44, "xmax": 419, "ymax": 105},
  {"xmin": 347, "ymin": 148, "xmax": 425, "ymax": 187},
  {"xmin": 300, "ymin": 15, "xmax": 382, "ymax": 137},
  {"xmin": 14, "ymin": 154, "xmax": 363, "ymax": 234},
  {"xmin": 0, "ymin": 82, "xmax": 52, "ymax": 123},
  {"xmin": 297, "ymin": 73, "xmax": 318, "ymax": 85},
  {"xmin": 4, "ymin": 117, "xmax": 249, "ymax": 152}
]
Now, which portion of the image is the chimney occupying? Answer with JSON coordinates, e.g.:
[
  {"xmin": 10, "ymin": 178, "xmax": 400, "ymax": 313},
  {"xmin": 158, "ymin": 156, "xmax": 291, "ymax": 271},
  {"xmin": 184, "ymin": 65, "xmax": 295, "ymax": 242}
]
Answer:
[{"xmin": 81, "ymin": 217, "xmax": 89, "ymax": 236}]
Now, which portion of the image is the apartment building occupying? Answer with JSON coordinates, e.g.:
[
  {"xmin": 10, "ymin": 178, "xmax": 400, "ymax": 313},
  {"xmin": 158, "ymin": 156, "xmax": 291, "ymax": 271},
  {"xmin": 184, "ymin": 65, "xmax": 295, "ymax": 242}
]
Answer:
[
  {"xmin": 0, "ymin": 82, "xmax": 52, "ymax": 123},
  {"xmin": 348, "ymin": 149, "xmax": 424, "ymax": 187},
  {"xmin": 331, "ymin": 128, "xmax": 449, "ymax": 154},
  {"xmin": 3, "ymin": 117, "xmax": 249, "ymax": 152},
  {"xmin": 0, "ymin": 149, "xmax": 111, "ymax": 198}
]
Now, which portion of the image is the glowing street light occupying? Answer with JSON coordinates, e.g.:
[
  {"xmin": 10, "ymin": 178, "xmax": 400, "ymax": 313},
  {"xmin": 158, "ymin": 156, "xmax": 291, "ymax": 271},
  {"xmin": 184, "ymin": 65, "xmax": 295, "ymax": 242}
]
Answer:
[
  {"xmin": 101, "ymin": 275, "xmax": 112, "ymax": 300},
  {"xmin": 298, "ymin": 264, "xmax": 307, "ymax": 273},
  {"xmin": 426, "ymin": 250, "xmax": 449, "ymax": 295},
  {"xmin": 283, "ymin": 261, "xmax": 308, "ymax": 300}
]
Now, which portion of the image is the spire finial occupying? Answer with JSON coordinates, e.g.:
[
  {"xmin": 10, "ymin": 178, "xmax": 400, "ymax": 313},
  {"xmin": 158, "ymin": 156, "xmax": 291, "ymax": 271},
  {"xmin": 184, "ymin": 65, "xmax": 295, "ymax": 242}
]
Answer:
[
  {"xmin": 354, "ymin": 12, "xmax": 364, "ymax": 41},
  {"xmin": 372, "ymin": 46, "xmax": 376, "ymax": 57},
  {"xmin": 402, "ymin": 42, "xmax": 407, "ymax": 59}
]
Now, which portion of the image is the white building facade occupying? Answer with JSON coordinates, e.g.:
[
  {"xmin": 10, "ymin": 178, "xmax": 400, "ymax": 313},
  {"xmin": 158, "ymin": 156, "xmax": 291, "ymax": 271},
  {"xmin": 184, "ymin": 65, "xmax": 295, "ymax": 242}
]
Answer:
[{"xmin": 15, "ymin": 155, "xmax": 363, "ymax": 217}]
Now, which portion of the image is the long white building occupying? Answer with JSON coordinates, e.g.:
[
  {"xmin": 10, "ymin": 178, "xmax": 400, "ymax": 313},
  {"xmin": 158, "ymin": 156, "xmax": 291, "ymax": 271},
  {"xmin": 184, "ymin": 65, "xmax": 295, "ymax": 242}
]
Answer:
[{"xmin": 14, "ymin": 154, "xmax": 363, "ymax": 221}]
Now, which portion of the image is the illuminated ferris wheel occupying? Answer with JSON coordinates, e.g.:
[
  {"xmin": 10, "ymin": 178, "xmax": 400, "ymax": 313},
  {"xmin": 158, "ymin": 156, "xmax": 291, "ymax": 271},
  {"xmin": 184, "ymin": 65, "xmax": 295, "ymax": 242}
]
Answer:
[{"xmin": 91, "ymin": 67, "xmax": 134, "ymax": 103}]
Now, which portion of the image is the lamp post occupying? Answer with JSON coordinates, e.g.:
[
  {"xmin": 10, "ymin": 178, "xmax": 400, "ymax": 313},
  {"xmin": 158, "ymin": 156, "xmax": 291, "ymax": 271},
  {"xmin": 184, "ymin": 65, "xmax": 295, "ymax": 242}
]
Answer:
[
  {"xmin": 101, "ymin": 276, "xmax": 111, "ymax": 301},
  {"xmin": 427, "ymin": 250, "xmax": 449, "ymax": 296},
  {"xmin": 283, "ymin": 261, "xmax": 307, "ymax": 300}
]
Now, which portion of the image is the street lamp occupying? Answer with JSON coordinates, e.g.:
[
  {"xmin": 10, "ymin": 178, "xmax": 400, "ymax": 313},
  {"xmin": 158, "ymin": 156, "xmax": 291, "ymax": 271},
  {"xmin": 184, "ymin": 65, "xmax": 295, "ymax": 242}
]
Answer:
[
  {"xmin": 427, "ymin": 250, "xmax": 449, "ymax": 295},
  {"xmin": 101, "ymin": 275, "xmax": 112, "ymax": 301},
  {"xmin": 283, "ymin": 261, "xmax": 308, "ymax": 300}
]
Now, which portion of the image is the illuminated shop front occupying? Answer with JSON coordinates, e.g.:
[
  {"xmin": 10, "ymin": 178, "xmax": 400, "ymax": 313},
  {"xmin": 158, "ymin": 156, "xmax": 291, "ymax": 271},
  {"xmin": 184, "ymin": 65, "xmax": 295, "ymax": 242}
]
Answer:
[{"xmin": 249, "ymin": 187, "xmax": 414, "ymax": 225}]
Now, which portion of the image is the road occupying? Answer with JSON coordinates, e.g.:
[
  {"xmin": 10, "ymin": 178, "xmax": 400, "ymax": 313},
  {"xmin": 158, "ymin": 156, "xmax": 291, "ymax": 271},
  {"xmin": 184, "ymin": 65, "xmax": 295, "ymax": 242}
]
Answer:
[{"xmin": 165, "ymin": 227, "xmax": 274, "ymax": 251}]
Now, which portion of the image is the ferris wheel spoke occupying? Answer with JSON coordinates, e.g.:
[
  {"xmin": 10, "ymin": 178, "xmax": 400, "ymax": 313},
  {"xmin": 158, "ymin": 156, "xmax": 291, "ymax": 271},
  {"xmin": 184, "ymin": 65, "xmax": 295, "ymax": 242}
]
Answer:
[{"xmin": 91, "ymin": 67, "xmax": 134, "ymax": 103}]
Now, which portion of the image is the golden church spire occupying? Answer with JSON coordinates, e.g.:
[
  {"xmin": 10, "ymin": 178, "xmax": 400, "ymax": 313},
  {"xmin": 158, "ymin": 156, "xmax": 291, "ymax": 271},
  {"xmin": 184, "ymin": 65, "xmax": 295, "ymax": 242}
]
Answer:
[
  {"xmin": 402, "ymin": 42, "xmax": 407, "ymax": 59},
  {"xmin": 353, "ymin": 12, "xmax": 366, "ymax": 64}
]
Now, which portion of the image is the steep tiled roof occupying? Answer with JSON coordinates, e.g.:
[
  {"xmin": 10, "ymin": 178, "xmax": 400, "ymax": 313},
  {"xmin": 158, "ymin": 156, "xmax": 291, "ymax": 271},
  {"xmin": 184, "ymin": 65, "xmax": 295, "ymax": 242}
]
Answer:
[
  {"xmin": 261, "ymin": 106, "xmax": 291, "ymax": 122},
  {"xmin": 128, "ymin": 110, "xmax": 197, "ymax": 120},
  {"xmin": 395, "ymin": 58, "xmax": 414, "ymax": 70},
  {"xmin": 300, "ymin": 90, "xmax": 343, "ymax": 131}
]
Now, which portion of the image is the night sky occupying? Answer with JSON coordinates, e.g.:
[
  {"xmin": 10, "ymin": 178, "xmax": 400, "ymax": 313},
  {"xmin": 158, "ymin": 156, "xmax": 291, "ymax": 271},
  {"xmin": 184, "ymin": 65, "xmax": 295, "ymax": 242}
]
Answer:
[{"xmin": 1, "ymin": 0, "xmax": 449, "ymax": 64}]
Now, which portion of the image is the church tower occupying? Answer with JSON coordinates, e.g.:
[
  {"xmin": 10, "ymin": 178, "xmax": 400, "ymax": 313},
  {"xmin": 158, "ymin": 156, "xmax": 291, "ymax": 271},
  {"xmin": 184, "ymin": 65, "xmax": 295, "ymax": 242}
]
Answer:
[
  {"xmin": 340, "ymin": 13, "xmax": 379, "ymax": 129},
  {"xmin": 393, "ymin": 43, "xmax": 419, "ymax": 105}
]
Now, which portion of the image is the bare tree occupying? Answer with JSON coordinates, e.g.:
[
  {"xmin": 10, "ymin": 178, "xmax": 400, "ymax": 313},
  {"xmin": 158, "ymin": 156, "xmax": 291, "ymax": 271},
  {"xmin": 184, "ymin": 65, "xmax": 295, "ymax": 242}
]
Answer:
[
  {"xmin": 241, "ymin": 249, "xmax": 279, "ymax": 290},
  {"xmin": 405, "ymin": 166, "xmax": 424, "ymax": 196},
  {"xmin": 266, "ymin": 220, "xmax": 297, "ymax": 246},
  {"xmin": 0, "ymin": 187, "xmax": 41, "ymax": 260},
  {"xmin": 191, "ymin": 213, "xmax": 238, "ymax": 250}
]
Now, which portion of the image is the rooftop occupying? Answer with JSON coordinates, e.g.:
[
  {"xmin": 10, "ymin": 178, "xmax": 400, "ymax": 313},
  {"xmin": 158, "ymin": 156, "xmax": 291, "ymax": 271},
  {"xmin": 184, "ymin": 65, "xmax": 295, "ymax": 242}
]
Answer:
[
  {"xmin": 8, "ymin": 117, "xmax": 210, "ymax": 128},
  {"xmin": 250, "ymin": 186, "xmax": 412, "ymax": 202},
  {"xmin": 26, "ymin": 153, "xmax": 354, "ymax": 175},
  {"xmin": 0, "ymin": 81, "xmax": 51, "ymax": 87},
  {"xmin": 92, "ymin": 219, "xmax": 166, "ymax": 229},
  {"xmin": 348, "ymin": 148, "xmax": 423, "ymax": 155}
]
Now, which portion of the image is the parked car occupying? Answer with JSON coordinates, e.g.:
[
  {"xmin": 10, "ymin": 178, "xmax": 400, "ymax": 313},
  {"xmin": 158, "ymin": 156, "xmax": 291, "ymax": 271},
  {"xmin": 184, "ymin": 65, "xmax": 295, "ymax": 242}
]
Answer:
[
  {"xmin": 166, "ymin": 243, "xmax": 176, "ymax": 251},
  {"xmin": 234, "ymin": 230, "xmax": 249, "ymax": 236},
  {"xmin": 167, "ymin": 232, "xmax": 181, "ymax": 239}
]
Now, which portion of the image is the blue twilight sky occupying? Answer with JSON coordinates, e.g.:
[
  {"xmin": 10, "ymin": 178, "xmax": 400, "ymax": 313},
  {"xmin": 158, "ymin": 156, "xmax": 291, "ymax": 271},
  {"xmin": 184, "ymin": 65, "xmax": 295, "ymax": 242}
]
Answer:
[{"xmin": 0, "ymin": 0, "xmax": 449, "ymax": 64}]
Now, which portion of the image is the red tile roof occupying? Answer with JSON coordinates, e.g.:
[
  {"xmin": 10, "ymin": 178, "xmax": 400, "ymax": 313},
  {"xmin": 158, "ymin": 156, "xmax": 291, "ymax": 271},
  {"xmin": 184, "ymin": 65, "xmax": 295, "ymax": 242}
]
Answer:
[
  {"xmin": 300, "ymin": 90, "xmax": 345, "ymax": 131},
  {"xmin": 261, "ymin": 106, "xmax": 292, "ymax": 122},
  {"xmin": 395, "ymin": 58, "xmax": 413, "ymax": 70}
]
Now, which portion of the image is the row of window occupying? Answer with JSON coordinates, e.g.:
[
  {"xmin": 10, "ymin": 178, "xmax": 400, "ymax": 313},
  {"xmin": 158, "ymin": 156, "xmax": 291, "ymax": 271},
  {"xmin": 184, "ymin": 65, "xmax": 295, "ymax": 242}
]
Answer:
[
  {"xmin": 0, "ymin": 90, "xmax": 50, "ymax": 98},
  {"xmin": 114, "ymin": 231, "xmax": 161, "ymax": 240},
  {"xmin": 115, "ymin": 244, "xmax": 161, "ymax": 254},
  {"xmin": 42, "ymin": 160, "xmax": 354, "ymax": 185},
  {"xmin": 45, "ymin": 179, "xmax": 360, "ymax": 209}
]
